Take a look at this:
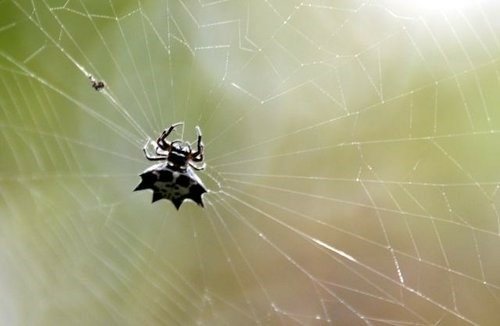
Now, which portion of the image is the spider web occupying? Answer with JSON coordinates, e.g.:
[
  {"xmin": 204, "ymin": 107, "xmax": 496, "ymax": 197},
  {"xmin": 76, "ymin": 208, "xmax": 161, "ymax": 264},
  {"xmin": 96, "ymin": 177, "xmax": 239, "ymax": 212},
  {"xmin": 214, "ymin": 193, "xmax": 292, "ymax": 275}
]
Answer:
[{"xmin": 1, "ymin": 0, "xmax": 500, "ymax": 324}]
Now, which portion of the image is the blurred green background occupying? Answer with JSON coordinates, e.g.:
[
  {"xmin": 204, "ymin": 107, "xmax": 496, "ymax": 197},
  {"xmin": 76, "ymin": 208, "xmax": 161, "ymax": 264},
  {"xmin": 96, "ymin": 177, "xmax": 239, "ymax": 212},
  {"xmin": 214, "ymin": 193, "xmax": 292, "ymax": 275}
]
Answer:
[{"xmin": 2, "ymin": 0, "xmax": 500, "ymax": 324}]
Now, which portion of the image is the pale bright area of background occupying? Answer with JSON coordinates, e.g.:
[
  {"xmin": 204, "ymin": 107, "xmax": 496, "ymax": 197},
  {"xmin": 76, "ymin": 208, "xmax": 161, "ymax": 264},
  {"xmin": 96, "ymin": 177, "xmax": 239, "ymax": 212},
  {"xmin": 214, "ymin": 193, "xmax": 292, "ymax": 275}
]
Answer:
[{"xmin": 1, "ymin": 0, "xmax": 500, "ymax": 325}]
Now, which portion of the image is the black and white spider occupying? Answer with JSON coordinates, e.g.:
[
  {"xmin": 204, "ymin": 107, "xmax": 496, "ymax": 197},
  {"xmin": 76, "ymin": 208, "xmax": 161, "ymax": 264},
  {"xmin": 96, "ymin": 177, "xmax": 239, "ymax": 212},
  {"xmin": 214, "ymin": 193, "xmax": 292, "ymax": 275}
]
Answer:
[{"xmin": 134, "ymin": 122, "xmax": 207, "ymax": 209}]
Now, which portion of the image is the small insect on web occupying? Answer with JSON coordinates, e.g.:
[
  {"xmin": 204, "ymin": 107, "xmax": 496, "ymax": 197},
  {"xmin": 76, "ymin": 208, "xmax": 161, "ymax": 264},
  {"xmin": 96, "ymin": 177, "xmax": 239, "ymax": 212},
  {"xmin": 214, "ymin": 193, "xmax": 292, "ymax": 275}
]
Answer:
[
  {"xmin": 134, "ymin": 122, "xmax": 208, "ymax": 210},
  {"xmin": 88, "ymin": 74, "xmax": 105, "ymax": 91}
]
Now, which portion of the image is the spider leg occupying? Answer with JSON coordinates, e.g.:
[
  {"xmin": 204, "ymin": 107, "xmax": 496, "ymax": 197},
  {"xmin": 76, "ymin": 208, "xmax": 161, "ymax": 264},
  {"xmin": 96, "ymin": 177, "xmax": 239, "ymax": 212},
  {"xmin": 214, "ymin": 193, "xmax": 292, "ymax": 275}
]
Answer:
[
  {"xmin": 142, "ymin": 138, "xmax": 167, "ymax": 161},
  {"xmin": 157, "ymin": 122, "xmax": 183, "ymax": 151},
  {"xmin": 191, "ymin": 125, "xmax": 204, "ymax": 159},
  {"xmin": 155, "ymin": 146, "xmax": 168, "ymax": 156},
  {"xmin": 143, "ymin": 148, "xmax": 167, "ymax": 161},
  {"xmin": 191, "ymin": 156, "xmax": 203, "ymax": 163},
  {"xmin": 189, "ymin": 162, "xmax": 206, "ymax": 171}
]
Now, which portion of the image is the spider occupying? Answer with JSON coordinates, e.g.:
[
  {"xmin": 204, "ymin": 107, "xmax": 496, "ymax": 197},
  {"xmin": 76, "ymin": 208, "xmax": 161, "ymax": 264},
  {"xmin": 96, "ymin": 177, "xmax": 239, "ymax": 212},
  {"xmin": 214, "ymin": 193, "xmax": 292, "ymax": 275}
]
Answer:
[
  {"xmin": 142, "ymin": 122, "xmax": 205, "ymax": 171},
  {"xmin": 134, "ymin": 122, "xmax": 207, "ymax": 209}
]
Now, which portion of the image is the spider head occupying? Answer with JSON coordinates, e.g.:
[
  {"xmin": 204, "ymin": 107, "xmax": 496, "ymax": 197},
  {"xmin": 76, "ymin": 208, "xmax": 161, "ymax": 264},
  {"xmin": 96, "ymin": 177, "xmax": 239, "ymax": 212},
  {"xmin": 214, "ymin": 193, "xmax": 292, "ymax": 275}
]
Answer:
[{"xmin": 167, "ymin": 141, "xmax": 192, "ymax": 169}]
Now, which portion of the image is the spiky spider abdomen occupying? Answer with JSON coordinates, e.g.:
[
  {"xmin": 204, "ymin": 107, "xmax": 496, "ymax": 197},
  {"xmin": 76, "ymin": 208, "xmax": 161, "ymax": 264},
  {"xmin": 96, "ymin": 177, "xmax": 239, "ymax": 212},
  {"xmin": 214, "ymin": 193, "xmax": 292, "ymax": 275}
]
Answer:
[
  {"xmin": 134, "ymin": 123, "xmax": 207, "ymax": 209},
  {"xmin": 135, "ymin": 163, "xmax": 207, "ymax": 209}
]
